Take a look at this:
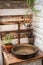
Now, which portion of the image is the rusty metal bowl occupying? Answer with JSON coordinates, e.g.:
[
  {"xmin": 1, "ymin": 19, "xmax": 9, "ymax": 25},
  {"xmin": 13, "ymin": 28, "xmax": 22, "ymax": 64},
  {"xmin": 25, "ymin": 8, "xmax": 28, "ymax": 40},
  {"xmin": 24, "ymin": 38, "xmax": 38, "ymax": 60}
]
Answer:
[{"xmin": 11, "ymin": 43, "xmax": 38, "ymax": 59}]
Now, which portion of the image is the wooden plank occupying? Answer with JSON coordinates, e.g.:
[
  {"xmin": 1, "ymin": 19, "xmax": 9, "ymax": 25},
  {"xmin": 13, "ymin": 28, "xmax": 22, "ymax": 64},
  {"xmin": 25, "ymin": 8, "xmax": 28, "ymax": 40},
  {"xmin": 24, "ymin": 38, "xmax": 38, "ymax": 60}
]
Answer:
[
  {"xmin": 0, "ymin": 29, "xmax": 32, "ymax": 33},
  {"xmin": 1, "ymin": 17, "xmax": 32, "ymax": 25},
  {"xmin": 0, "ymin": 1, "xmax": 28, "ymax": 9},
  {"xmin": 0, "ymin": 9, "xmax": 31, "ymax": 16},
  {"xmin": 1, "ymin": 31, "xmax": 34, "ymax": 39},
  {"xmin": 0, "ymin": 15, "xmax": 32, "ymax": 25}
]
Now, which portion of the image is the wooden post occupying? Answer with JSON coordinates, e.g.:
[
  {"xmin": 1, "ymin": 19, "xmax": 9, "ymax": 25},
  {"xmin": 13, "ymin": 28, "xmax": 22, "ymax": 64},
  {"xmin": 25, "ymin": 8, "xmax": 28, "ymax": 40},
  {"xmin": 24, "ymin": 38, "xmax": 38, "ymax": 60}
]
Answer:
[{"xmin": 18, "ymin": 23, "xmax": 20, "ymax": 44}]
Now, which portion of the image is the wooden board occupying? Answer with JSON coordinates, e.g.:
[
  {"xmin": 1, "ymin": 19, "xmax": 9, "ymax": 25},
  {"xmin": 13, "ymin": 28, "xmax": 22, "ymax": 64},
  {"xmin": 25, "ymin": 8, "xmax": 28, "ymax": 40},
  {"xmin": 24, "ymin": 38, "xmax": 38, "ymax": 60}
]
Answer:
[
  {"xmin": 0, "ymin": 1, "xmax": 28, "ymax": 9},
  {"xmin": 0, "ymin": 15, "xmax": 32, "ymax": 25}
]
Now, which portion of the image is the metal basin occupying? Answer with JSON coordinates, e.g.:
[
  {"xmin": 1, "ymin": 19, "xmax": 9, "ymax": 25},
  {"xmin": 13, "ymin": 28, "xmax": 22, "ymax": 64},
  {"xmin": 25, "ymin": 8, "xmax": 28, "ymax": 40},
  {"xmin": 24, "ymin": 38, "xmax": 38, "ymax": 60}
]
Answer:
[{"xmin": 11, "ymin": 43, "xmax": 38, "ymax": 59}]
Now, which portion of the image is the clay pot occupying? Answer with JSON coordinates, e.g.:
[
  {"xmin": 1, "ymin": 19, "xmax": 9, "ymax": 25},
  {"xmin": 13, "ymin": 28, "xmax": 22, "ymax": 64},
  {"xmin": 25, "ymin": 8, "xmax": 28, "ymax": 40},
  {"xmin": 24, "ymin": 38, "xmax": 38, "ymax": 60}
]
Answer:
[{"xmin": 3, "ymin": 43, "xmax": 13, "ymax": 53}]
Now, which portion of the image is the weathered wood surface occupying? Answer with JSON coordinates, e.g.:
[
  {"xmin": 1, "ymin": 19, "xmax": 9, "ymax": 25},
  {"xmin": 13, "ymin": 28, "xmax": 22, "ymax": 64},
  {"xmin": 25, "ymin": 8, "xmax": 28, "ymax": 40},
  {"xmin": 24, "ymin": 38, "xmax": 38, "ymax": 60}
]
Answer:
[
  {"xmin": 0, "ymin": 1, "xmax": 28, "ymax": 9},
  {"xmin": 3, "ymin": 51, "xmax": 43, "ymax": 65},
  {"xmin": 0, "ymin": 9, "xmax": 31, "ymax": 16},
  {"xmin": 0, "ymin": 15, "xmax": 32, "ymax": 25}
]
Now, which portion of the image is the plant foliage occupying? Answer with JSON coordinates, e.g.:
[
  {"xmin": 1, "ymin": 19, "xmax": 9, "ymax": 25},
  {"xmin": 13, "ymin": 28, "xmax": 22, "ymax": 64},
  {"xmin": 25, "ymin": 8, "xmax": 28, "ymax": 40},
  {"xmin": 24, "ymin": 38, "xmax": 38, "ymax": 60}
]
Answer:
[
  {"xmin": 3, "ymin": 34, "xmax": 12, "ymax": 44},
  {"xmin": 27, "ymin": 0, "xmax": 40, "ymax": 14}
]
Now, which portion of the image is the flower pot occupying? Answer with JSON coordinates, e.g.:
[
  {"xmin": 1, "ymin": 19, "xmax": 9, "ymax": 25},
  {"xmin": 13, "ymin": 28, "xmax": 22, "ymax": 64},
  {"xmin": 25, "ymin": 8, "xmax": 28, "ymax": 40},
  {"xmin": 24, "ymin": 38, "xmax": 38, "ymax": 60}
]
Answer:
[
  {"xmin": 29, "ymin": 38, "xmax": 34, "ymax": 44},
  {"xmin": 4, "ymin": 43, "xmax": 13, "ymax": 53},
  {"xmin": 28, "ymin": 35, "xmax": 35, "ymax": 45}
]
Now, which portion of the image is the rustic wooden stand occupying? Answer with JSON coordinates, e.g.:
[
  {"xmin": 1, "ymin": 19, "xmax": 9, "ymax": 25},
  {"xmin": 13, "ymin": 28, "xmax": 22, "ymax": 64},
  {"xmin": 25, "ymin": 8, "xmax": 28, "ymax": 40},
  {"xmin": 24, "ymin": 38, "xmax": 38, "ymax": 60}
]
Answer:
[
  {"xmin": 0, "ymin": 15, "xmax": 37, "ymax": 65},
  {"xmin": 2, "ymin": 51, "xmax": 43, "ymax": 65}
]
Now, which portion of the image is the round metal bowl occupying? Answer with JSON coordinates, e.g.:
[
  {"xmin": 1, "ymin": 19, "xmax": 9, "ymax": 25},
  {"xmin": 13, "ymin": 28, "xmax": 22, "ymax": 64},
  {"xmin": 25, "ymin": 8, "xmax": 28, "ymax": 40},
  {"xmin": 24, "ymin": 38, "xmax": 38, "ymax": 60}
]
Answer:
[{"xmin": 11, "ymin": 44, "xmax": 38, "ymax": 59}]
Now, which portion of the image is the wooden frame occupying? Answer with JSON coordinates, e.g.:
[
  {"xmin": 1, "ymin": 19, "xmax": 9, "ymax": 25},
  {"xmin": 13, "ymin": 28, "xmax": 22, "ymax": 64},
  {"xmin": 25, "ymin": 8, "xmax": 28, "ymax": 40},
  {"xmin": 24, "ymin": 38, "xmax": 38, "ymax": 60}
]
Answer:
[{"xmin": 0, "ymin": 15, "xmax": 34, "ymax": 44}]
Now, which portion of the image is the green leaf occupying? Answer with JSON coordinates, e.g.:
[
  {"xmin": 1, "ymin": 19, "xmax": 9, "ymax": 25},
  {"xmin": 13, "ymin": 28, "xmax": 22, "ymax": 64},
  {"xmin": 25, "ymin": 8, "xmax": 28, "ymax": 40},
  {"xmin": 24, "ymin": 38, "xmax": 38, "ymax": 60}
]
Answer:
[{"xmin": 26, "ymin": 0, "xmax": 40, "ymax": 14}]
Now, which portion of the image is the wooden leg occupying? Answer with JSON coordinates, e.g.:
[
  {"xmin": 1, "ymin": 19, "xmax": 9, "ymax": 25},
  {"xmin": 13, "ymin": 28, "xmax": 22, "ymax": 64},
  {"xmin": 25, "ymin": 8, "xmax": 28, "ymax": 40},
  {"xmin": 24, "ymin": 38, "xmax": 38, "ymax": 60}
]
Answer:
[
  {"xmin": 42, "ymin": 60, "xmax": 43, "ymax": 65},
  {"xmin": 2, "ymin": 53, "xmax": 8, "ymax": 65}
]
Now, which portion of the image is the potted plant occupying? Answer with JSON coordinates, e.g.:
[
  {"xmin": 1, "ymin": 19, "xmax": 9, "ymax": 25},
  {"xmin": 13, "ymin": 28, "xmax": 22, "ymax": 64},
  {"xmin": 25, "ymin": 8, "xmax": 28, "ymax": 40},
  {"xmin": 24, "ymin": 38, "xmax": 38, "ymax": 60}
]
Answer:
[{"xmin": 2, "ymin": 34, "xmax": 13, "ymax": 53}]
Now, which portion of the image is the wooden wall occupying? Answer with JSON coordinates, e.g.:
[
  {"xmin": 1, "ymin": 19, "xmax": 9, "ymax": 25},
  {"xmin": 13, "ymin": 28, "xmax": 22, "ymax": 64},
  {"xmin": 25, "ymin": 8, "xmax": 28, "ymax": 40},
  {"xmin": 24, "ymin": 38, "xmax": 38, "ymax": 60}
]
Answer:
[
  {"xmin": 0, "ymin": 14, "xmax": 32, "ymax": 44},
  {"xmin": 32, "ymin": 0, "xmax": 43, "ymax": 52}
]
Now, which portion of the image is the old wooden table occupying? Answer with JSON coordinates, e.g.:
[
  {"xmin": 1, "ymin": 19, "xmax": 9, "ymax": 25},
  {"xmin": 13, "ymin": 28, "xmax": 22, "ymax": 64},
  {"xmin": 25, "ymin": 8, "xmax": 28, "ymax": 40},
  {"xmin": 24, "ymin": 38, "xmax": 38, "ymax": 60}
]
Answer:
[{"xmin": 2, "ymin": 51, "xmax": 43, "ymax": 65}]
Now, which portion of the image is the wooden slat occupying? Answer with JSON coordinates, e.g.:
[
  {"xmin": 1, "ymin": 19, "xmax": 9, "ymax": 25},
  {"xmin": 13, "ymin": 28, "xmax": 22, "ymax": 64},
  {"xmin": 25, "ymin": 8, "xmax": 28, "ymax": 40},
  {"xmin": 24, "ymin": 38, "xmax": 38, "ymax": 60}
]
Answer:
[
  {"xmin": 0, "ymin": 1, "xmax": 28, "ymax": 9},
  {"xmin": 0, "ymin": 15, "xmax": 32, "ymax": 25},
  {"xmin": 1, "ymin": 18, "xmax": 32, "ymax": 25},
  {"xmin": 0, "ymin": 28, "xmax": 32, "ymax": 33},
  {"xmin": 0, "ymin": 9, "xmax": 31, "ymax": 16}
]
